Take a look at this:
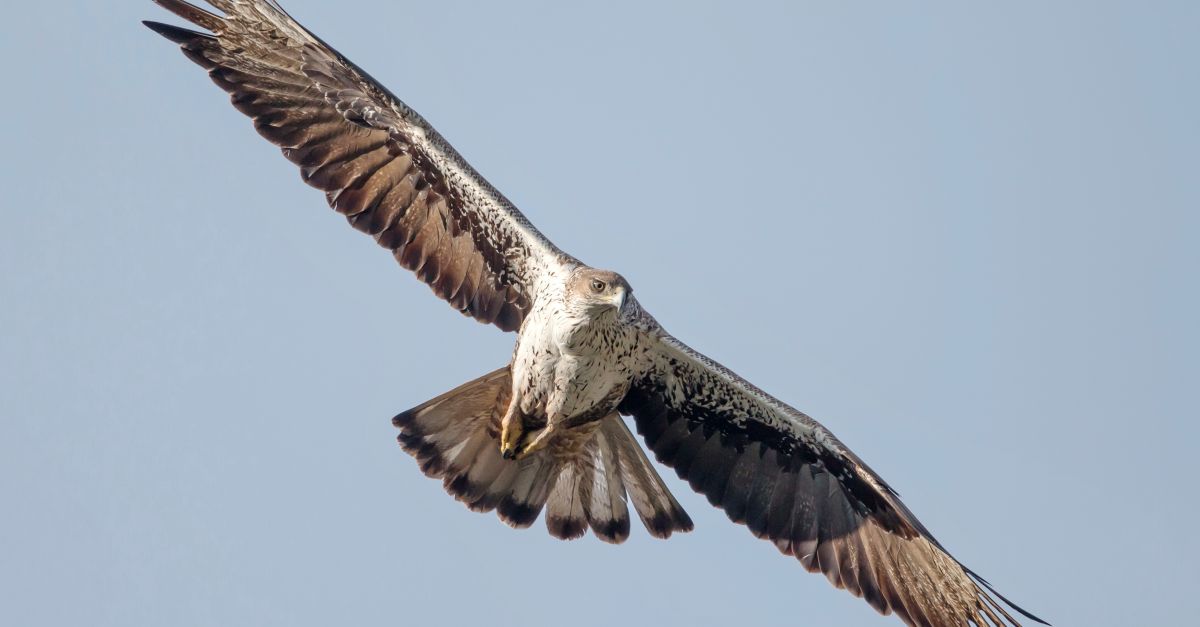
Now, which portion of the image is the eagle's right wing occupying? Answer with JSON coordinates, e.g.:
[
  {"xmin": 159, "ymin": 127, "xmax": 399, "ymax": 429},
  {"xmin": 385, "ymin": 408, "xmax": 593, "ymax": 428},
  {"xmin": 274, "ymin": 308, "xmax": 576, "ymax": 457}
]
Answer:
[
  {"xmin": 145, "ymin": 0, "xmax": 575, "ymax": 331},
  {"xmin": 621, "ymin": 318, "xmax": 1047, "ymax": 627}
]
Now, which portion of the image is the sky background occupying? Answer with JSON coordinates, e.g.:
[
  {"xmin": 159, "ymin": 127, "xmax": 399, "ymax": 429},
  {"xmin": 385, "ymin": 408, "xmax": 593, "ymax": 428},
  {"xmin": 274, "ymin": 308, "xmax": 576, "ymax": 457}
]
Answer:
[{"xmin": 2, "ymin": 1, "xmax": 1197, "ymax": 626}]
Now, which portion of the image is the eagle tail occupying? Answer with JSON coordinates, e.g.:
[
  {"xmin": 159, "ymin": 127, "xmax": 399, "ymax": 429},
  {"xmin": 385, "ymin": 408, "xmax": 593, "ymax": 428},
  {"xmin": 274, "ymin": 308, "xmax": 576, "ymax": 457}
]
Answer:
[{"xmin": 393, "ymin": 367, "xmax": 691, "ymax": 542}]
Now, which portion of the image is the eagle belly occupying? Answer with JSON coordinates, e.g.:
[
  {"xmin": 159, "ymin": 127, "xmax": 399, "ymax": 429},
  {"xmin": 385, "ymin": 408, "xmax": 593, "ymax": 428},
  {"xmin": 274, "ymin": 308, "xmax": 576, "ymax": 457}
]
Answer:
[{"xmin": 510, "ymin": 299, "xmax": 635, "ymax": 429}]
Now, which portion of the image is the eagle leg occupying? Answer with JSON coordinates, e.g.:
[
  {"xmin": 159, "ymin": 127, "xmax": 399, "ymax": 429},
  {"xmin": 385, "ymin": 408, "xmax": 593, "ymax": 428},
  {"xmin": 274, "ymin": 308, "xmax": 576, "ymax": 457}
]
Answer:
[{"xmin": 499, "ymin": 403, "xmax": 527, "ymax": 460}]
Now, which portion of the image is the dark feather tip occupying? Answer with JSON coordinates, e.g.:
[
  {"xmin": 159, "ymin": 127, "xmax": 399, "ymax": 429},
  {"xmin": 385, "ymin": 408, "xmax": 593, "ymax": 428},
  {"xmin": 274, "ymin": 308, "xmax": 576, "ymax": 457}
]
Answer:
[
  {"xmin": 646, "ymin": 511, "xmax": 692, "ymax": 538},
  {"xmin": 443, "ymin": 474, "xmax": 473, "ymax": 499},
  {"xmin": 592, "ymin": 517, "xmax": 631, "ymax": 544},
  {"xmin": 547, "ymin": 516, "xmax": 587, "ymax": 541},
  {"xmin": 417, "ymin": 450, "xmax": 446, "ymax": 477},
  {"xmin": 392, "ymin": 411, "xmax": 415, "ymax": 428},
  {"xmin": 646, "ymin": 512, "xmax": 671, "ymax": 537},
  {"xmin": 395, "ymin": 431, "xmax": 423, "ymax": 452},
  {"xmin": 143, "ymin": 20, "xmax": 209, "ymax": 44},
  {"xmin": 497, "ymin": 500, "xmax": 540, "ymax": 528}
]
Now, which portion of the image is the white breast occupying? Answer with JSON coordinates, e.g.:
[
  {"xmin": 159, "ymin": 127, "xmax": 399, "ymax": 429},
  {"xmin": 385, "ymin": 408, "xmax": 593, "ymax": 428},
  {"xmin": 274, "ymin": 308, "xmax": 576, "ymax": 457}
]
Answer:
[{"xmin": 509, "ymin": 288, "xmax": 635, "ymax": 425}]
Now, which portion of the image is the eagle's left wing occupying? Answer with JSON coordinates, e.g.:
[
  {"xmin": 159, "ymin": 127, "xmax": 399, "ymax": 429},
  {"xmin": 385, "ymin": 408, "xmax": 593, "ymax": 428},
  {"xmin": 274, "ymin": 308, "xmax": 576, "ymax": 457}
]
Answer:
[
  {"xmin": 621, "ymin": 320, "xmax": 1045, "ymax": 627},
  {"xmin": 145, "ymin": 0, "xmax": 576, "ymax": 332}
]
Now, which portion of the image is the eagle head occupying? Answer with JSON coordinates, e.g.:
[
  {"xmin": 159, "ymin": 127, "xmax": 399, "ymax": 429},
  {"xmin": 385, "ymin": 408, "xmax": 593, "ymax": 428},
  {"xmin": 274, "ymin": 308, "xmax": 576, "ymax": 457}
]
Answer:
[{"xmin": 569, "ymin": 268, "xmax": 631, "ymax": 315}]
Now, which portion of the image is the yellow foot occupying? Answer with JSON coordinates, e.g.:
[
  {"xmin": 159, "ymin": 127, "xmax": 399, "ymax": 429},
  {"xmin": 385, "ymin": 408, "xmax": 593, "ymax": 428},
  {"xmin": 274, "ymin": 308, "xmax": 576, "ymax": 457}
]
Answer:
[{"xmin": 499, "ymin": 412, "xmax": 524, "ymax": 460}]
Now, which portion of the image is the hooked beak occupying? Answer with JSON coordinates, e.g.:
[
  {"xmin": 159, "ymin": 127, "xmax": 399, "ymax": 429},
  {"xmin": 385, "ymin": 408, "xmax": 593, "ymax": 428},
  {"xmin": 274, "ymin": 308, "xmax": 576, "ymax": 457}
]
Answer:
[{"xmin": 609, "ymin": 287, "xmax": 626, "ymax": 312}]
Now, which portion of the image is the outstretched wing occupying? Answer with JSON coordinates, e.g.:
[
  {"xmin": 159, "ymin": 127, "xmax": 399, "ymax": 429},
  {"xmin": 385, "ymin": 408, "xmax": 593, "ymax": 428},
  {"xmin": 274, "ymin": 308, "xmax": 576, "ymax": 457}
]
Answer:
[
  {"xmin": 145, "ymin": 0, "xmax": 575, "ymax": 331},
  {"xmin": 621, "ymin": 321, "xmax": 1047, "ymax": 627}
]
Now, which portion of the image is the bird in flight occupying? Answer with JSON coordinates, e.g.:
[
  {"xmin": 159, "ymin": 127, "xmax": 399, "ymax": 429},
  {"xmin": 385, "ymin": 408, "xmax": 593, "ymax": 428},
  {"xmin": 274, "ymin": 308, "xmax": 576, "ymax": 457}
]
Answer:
[{"xmin": 145, "ymin": 2, "xmax": 1048, "ymax": 625}]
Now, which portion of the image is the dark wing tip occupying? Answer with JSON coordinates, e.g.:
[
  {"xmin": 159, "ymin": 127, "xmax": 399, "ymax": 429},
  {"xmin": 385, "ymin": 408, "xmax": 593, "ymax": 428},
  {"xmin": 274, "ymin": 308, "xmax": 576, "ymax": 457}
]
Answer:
[
  {"xmin": 143, "ymin": 20, "xmax": 209, "ymax": 44},
  {"xmin": 673, "ymin": 504, "xmax": 695, "ymax": 533},
  {"xmin": 392, "ymin": 410, "xmax": 415, "ymax": 429},
  {"xmin": 965, "ymin": 567, "xmax": 1052, "ymax": 625}
]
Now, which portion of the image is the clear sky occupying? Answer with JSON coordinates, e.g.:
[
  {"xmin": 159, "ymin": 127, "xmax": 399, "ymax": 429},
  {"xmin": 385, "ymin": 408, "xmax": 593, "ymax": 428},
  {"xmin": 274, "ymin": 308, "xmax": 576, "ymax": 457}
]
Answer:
[{"xmin": 2, "ymin": 1, "xmax": 1197, "ymax": 626}]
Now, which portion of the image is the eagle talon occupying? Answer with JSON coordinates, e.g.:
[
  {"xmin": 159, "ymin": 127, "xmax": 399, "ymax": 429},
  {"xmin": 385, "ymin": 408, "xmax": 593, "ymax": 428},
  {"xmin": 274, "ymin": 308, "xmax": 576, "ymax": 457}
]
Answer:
[{"xmin": 499, "ymin": 410, "xmax": 524, "ymax": 461}]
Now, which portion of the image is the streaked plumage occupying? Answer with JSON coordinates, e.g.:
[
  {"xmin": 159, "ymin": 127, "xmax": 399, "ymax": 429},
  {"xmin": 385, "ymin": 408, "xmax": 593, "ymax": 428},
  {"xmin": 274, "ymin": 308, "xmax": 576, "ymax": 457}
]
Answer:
[{"xmin": 144, "ymin": 2, "xmax": 1048, "ymax": 626}]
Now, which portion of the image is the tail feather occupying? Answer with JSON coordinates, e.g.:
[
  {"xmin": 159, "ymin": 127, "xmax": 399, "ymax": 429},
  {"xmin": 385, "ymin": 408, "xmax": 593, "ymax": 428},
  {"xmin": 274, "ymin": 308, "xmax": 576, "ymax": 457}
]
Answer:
[
  {"xmin": 448, "ymin": 437, "xmax": 506, "ymax": 510},
  {"xmin": 585, "ymin": 426, "xmax": 633, "ymax": 543},
  {"xmin": 497, "ymin": 456, "xmax": 556, "ymax": 528},
  {"xmin": 546, "ymin": 464, "xmax": 588, "ymax": 540},
  {"xmin": 393, "ymin": 367, "xmax": 692, "ymax": 541},
  {"xmin": 597, "ymin": 417, "xmax": 694, "ymax": 538}
]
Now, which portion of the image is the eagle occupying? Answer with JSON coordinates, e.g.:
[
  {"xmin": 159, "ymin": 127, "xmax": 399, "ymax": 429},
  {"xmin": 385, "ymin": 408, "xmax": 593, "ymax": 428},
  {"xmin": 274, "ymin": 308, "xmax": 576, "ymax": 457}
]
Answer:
[{"xmin": 145, "ymin": 2, "xmax": 1048, "ymax": 626}]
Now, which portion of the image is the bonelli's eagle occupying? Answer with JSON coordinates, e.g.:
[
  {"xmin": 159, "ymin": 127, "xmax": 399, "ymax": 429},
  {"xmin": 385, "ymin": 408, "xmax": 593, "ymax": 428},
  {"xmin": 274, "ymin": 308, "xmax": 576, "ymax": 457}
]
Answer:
[{"xmin": 145, "ymin": 2, "xmax": 1047, "ymax": 625}]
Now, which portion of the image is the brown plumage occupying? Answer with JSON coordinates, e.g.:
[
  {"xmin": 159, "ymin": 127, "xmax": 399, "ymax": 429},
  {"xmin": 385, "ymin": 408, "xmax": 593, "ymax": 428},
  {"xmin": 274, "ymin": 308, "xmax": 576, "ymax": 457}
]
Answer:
[
  {"xmin": 145, "ymin": 0, "xmax": 571, "ymax": 332},
  {"xmin": 145, "ymin": 2, "xmax": 1048, "ymax": 626},
  {"xmin": 622, "ymin": 336, "xmax": 1032, "ymax": 626}
]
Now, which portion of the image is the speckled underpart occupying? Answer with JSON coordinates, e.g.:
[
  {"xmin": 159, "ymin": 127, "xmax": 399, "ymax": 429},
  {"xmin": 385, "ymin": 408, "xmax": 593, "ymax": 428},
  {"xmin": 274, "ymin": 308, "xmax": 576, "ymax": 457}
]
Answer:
[
  {"xmin": 508, "ymin": 268, "xmax": 646, "ymax": 432},
  {"xmin": 147, "ymin": 2, "xmax": 1046, "ymax": 626}
]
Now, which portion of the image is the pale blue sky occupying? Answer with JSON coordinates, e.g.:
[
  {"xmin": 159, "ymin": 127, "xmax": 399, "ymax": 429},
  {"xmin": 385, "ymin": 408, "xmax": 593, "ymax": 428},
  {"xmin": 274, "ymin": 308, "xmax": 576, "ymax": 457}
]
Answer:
[{"xmin": 2, "ymin": 2, "xmax": 1197, "ymax": 626}]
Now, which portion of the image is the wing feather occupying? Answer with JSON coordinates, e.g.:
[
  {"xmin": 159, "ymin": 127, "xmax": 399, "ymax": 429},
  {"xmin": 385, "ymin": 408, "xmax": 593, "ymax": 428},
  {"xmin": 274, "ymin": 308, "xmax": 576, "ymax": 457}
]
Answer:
[
  {"xmin": 621, "ymin": 321, "xmax": 1047, "ymax": 627},
  {"xmin": 146, "ymin": 0, "xmax": 574, "ymax": 331}
]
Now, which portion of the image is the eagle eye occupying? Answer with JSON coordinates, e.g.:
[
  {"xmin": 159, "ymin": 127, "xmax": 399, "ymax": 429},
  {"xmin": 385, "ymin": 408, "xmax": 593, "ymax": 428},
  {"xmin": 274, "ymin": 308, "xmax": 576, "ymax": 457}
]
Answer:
[{"xmin": 590, "ymin": 278, "xmax": 607, "ymax": 293}]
